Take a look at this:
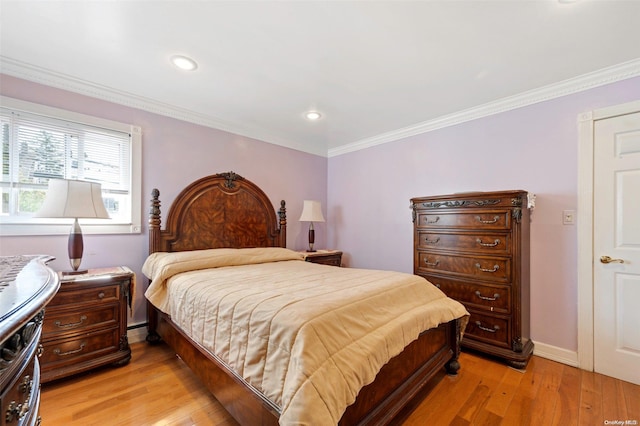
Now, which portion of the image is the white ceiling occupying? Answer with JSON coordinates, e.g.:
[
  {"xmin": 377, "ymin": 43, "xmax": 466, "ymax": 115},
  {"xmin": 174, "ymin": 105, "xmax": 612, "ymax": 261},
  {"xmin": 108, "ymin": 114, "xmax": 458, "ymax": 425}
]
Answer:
[{"xmin": 2, "ymin": 1, "xmax": 640, "ymax": 157}]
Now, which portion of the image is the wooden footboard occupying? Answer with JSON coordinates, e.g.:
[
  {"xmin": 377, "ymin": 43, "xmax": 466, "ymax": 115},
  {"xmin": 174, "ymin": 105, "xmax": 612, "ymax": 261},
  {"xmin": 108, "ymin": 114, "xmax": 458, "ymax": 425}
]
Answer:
[
  {"xmin": 147, "ymin": 304, "xmax": 461, "ymax": 425},
  {"xmin": 340, "ymin": 316, "xmax": 460, "ymax": 425}
]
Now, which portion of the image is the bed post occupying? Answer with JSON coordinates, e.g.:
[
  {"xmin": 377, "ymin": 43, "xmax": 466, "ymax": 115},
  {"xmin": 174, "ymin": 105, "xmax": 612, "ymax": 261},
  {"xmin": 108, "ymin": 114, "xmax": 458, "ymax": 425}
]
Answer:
[
  {"xmin": 278, "ymin": 200, "xmax": 287, "ymax": 248},
  {"xmin": 146, "ymin": 188, "xmax": 162, "ymax": 343},
  {"xmin": 149, "ymin": 188, "xmax": 162, "ymax": 254}
]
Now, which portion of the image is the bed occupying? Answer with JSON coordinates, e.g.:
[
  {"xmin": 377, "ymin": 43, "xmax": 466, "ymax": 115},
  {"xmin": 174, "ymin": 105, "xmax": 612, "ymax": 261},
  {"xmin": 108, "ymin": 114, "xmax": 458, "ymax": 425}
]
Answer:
[{"xmin": 144, "ymin": 171, "xmax": 468, "ymax": 425}]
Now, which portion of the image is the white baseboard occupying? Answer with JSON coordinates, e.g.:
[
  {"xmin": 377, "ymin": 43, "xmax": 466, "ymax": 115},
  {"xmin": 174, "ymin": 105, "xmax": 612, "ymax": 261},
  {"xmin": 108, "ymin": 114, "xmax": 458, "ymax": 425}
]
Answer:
[
  {"xmin": 533, "ymin": 341, "xmax": 579, "ymax": 367},
  {"xmin": 127, "ymin": 323, "xmax": 148, "ymax": 344}
]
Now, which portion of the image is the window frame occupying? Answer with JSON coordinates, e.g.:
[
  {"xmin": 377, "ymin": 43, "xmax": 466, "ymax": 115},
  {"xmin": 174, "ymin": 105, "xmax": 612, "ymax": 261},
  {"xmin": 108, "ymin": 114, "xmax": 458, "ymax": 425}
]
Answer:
[{"xmin": 0, "ymin": 96, "xmax": 142, "ymax": 236}]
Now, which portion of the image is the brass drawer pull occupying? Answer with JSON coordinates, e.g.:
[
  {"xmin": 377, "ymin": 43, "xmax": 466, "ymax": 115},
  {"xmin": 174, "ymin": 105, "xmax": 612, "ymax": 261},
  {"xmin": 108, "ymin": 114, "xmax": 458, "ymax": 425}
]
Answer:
[
  {"xmin": 476, "ymin": 263, "xmax": 499, "ymax": 273},
  {"xmin": 18, "ymin": 403, "xmax": 29, "ymax": 420},
  {"xmin": 424, "ymin": 259, "xmax": 440, "ymax": 267},
  {"xmin": 18, "ymin": 376, "xmax": 32, "ymax": 394},
  {"xmin": 5, "ymin": 401, "xmax": 29, "ymax": 423},
  {"xmin": 475, "ymin": 291, "xmax": 500, "ymax": 301},
  {"xmin": 54, "ymin": 315, "xmax": 87, "ymax": 329},
  {"xmin": 424, "ymin": 216, "xmax": 440, "ymax": 224},
  {"xmin": 476, "ymin": 238, "xmax": 500, "ymax": 247},
  {"xmin": 53, "ymin": 342, "xmax": 86, "ymax": 357},
  {"xmin": 475, "ymin": 321, "xmax": 500, "ymax": 333},
  {"xmin": 424, "ymin": 237, "xmax": 440, "ymax": 245},
  {"xmin": 475, "ymin": 215, "xmax": 499, "ymax": 224},
  {"xmin": 98, "ymin": 292, "xmax": 105, "ymax": 299}
]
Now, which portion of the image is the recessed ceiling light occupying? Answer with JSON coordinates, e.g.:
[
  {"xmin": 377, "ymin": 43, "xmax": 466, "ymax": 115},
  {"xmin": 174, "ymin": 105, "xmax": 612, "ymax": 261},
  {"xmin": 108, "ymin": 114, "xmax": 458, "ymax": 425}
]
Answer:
[
  {"xmin": 171, "ymin": 55, "xmax": 198, "ymax": 71},
  {"xmin": 305, "ymin": 111, "xmax": 322, "ymax": 121}
]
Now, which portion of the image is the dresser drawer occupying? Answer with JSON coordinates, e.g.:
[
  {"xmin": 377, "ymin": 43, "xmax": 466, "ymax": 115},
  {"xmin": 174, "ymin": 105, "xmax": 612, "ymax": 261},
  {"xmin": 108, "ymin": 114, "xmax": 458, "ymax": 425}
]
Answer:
[
  {"xmin": 426, "ymin": 276, "xmax": 510, "ymax": 314},
  {"xmin": 415, "ymin": 210, "xmax": 511, "ymax": 230},
  {"xmin": 416, "ymin": 252, "xmax": 511, "ymax": 283},
  {"xmin": 464, "ymin": 311, "xmax": 512, "ymax": 349},
  {"xmin": 43, "ymin": 304, "xmax": 119, "ymax": 337},
  {"xmin": 39, "ymin": 328, "xmax": 121, "ymax": 369},
  {"xmin": 416, "ymin": 231, "xmax": 511, "ymax": 255},
  {"xmin": 1, "ymin": 356, "xmax": 40, "ymax": 426},
  {"xmin": 46, "ymin": 282, "xmax": 121, "ymax": 308}
]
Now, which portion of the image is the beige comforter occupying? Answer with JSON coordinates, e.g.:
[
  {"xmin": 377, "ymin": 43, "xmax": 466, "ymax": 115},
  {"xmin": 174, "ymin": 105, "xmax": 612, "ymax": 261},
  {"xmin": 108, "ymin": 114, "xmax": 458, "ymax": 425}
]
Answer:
[{"xmin": 143, "ymin": 248, "xmax": 468, "ymax": 425}]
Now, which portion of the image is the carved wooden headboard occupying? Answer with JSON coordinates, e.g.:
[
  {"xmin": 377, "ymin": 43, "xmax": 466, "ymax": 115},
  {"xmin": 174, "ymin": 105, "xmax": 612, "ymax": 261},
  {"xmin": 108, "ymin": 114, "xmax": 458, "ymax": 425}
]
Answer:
[{"xmin": 148, "ymin": 172, "xmax": 287, "ymax": 254}]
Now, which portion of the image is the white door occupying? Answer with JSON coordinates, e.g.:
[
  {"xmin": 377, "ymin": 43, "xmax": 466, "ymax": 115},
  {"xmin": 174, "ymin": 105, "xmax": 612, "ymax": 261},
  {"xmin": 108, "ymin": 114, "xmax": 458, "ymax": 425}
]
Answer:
[{"xmin": 593, "ymin": 110, "xmax": 640, "ymax": 385}]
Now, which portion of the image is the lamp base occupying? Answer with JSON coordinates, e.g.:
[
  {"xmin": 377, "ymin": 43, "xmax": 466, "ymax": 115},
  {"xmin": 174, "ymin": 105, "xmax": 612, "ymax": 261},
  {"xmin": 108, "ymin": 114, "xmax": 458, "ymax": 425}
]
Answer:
[
  {"xmin": 67, "ymin": 218, "xmax": 86, "ymax": 276},
  {"xmin": 307, "ymin": 224, "xmax": 316, "ymax": 252}
]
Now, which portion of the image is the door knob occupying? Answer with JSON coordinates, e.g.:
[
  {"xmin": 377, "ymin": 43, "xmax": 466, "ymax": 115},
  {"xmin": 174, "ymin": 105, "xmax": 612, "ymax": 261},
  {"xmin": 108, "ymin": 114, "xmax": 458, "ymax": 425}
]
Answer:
[{"xmin": 600, "ymin": 255, "xmax": 624, "ymax": 264}]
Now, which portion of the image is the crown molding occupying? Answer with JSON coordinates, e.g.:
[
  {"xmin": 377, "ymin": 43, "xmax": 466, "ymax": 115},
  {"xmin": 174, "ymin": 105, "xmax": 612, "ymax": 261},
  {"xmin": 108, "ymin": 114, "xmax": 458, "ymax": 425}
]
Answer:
[
  {"xmin": 2, "ymin": 56, "xmax": 639, "ymax": 159},
  {"xmin": 0, "ymin": 56, "xmax": 327, "ymax": 157},
  {"xmin": 328, "ymin": 58, "xmax": 640, "ymax": 157}
]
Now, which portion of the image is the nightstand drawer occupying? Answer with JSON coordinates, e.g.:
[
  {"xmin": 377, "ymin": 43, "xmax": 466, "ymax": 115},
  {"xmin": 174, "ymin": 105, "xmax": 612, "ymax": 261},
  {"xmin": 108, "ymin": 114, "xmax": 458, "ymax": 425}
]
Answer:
[
  {"xmin": 47, "ymin": 283, "xmax": 121, "ymax": 307},
  {"xmin": 39, "ymin": 328, "xmax": 121, "ymax": 369},
  {"xmin": 43, "ymin": 304, "xmax": 119, "ymax": 337},
  {"xmin": 302, "ymin": 250, "xmax": 343, "ymax": 267},
  {"xmin": 306, "ymin": 253, "xmax": 342, "ymax": 266}
]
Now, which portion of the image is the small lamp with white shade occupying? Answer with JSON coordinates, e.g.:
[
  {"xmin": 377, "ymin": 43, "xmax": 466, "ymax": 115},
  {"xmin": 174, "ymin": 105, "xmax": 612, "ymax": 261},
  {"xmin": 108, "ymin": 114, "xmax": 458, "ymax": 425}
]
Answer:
[
  {"xmin": 299, "ymin": 200, "xmax": 325, "ymax": 252},
  {"xmin": 34, "ymin": 178, "xmax": 110, "ymax": 275}
]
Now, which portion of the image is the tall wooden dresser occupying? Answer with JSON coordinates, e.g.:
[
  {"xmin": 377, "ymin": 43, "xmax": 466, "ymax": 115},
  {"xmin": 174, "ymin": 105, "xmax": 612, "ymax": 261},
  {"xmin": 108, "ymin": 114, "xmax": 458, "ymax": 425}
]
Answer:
[
  {"xmin": 1, "ymin": 255, "xmax": 59, "ymax": 426},
  {"xmin": 411, "ymin": 191, "xmax": 533, "ymax": 368}
]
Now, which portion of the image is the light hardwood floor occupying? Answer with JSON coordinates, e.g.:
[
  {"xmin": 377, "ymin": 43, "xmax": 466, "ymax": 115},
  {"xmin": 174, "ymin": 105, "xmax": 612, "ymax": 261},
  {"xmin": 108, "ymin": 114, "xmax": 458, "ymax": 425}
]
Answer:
[{"xmin": 40, "ymin": 341, "xmax": 639, "ymax": 425}]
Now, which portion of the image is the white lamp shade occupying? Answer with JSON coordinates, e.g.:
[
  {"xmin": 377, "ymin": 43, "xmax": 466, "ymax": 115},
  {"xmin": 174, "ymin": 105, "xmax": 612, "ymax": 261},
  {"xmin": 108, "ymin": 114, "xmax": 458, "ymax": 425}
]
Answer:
[
  {"xmin": 35, "ymin": 179, "xmax": 110, "ymax": 219},
  {"xmin": 299, "ymin": 200, "xmax": 325, "ymax": 222}
]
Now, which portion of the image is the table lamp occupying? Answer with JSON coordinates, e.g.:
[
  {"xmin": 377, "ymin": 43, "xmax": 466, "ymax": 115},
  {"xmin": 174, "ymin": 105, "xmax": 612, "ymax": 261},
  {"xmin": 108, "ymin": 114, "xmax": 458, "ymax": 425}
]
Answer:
[
  {"xmin": 34, "ymin": 179, "xmax": 110, "ymax": 274},
  {"xmin": 299, "ymin": 200, "xmax": 325, "ymax": 252}
]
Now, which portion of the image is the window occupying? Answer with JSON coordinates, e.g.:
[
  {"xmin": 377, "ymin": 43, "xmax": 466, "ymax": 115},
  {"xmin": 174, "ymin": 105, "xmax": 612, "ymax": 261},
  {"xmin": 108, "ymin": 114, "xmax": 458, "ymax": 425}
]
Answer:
[{"xmin": 1, "ymin": 96, "xmax": 141, "ymax": 236}]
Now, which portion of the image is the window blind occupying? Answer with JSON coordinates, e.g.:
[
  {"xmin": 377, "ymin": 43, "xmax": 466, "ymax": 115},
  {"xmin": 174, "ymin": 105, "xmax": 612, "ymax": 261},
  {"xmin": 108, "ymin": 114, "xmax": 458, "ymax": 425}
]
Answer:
[{"xmin": 1, "ymin": 107, "xmax": 132, "ymax": 223}]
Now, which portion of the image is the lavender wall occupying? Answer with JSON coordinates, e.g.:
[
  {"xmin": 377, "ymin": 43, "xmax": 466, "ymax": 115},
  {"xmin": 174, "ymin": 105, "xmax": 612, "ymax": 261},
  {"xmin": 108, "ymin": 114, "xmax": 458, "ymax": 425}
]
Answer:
[
  {"xmin": 0, "ymin": 75, "xmax": 328, "ymax": 325},
  {"xmin": 3, "ymin": 73, "xmax": 639, "ymax": 353},
  {"xmin": 328, "ymin": 76, "xmax": 640, "ymax": 352}
]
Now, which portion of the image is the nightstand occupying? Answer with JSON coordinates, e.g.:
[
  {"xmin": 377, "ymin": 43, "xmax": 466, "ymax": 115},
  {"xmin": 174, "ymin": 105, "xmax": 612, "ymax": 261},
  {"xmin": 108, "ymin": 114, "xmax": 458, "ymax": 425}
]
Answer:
[
  {"xmin": 301, "ymin": 250, "xmax": 343, "ymax": 267},
  {"xmin": 40, "ymin": 266, "xmax": 133, "ymax": 383}
]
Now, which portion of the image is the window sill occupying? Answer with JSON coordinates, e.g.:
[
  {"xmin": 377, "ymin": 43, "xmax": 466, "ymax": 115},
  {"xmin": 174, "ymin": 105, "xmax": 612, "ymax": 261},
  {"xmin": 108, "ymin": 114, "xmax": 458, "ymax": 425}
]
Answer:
[{"xmin": 0, "ymin": 223, "xmax": 141, "ymax": 236}]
